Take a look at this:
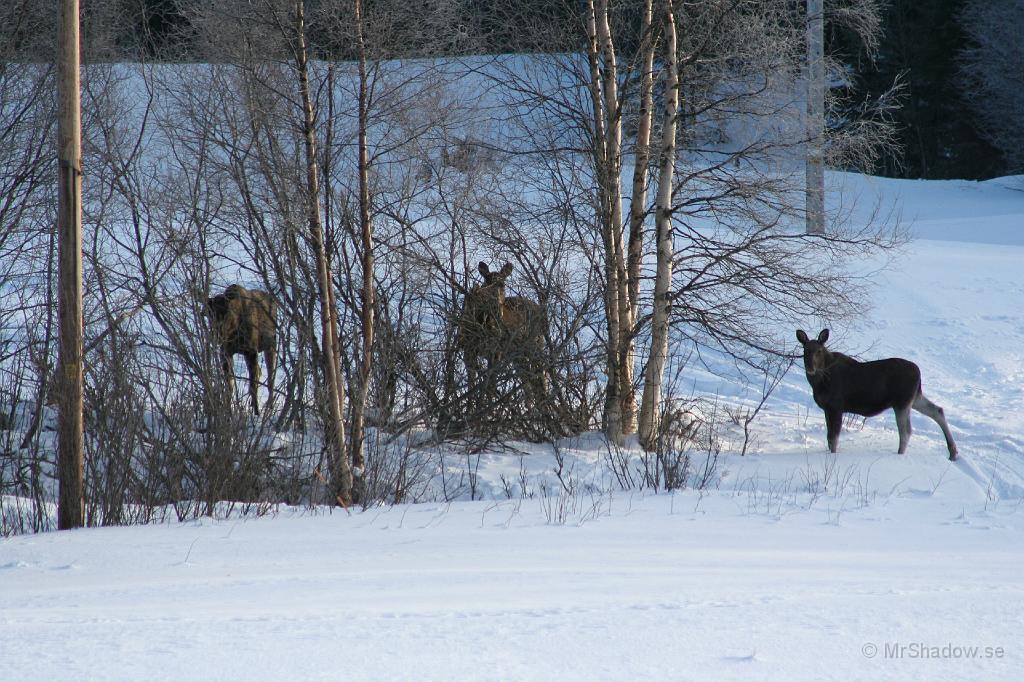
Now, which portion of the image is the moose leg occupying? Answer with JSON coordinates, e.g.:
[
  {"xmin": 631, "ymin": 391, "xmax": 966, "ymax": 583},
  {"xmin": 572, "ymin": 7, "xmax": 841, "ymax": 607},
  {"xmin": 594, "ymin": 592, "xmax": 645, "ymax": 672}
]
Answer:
[
  {"xmin": 245, "ymin": 352, "xmax": 261, "ymax": 415},
  {"xmin": 825, "ymin": 409, "xmax": 843, "ymax": 453},
  {"xmin": 913, "ymin": 393, "xmax": 958, "ymax": 461},
  {"xmin": 264, "ymin": 348, "xmax": 276, "ymax": 414},
  {"xmin": 221, "ymin": 350, "xmax": 236, "ymax": 403},
  {"xmin": 894, "ymin": 404, "xmax": 912, "ymax": 454}
]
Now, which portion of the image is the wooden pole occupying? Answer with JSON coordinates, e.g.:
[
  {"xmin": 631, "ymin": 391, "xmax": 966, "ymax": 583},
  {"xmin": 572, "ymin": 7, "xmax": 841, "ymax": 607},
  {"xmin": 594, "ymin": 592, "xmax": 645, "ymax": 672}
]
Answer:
[
  {"xmin": 56, "ymin": 0, "xmax": 84, "ymax": 529},
  {"xmin": 806, "ymin": 0, "xmax": 825, "ymax": 235}
]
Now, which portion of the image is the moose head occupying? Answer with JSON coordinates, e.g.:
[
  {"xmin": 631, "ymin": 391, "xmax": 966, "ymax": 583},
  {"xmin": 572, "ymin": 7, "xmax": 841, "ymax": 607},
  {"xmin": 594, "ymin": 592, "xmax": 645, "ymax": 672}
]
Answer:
[
  {"xmin": 796, "ymin": 328, "xmax": 830, "ymax": 377},
  {"xmin": 473, "ymin": 261, "xmax": 513, "ymax": 322}
]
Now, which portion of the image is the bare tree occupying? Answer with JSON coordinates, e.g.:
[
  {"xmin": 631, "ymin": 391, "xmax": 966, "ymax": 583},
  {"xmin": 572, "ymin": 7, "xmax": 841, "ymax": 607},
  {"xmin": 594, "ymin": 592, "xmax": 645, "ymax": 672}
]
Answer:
[
  {"xmin": 346, "ymin": 0, "xmax": 374, "ymax": 484},
  {"xmin": 583, "ymin": 0, "xmax": 649, "ymax": 444},
  {"xmin": 171, "ymin": 0, "xmax": 358, "ymax": 504},
  {"xmin": 0, "ymin": 0, "xmax": 908, "ymax": 532},
  {"xmin": 290, "ymin": 0, "xmax": 352, "ymax": 505},
  {"xmin": 469, "ymin": 0, "xmax": 900, "ymax": 450},
  {"xmin": 175, "ymin": 0, "xmax": 491, "ymax": 494},
  {"xmin": 0, "ymin": 57, "xmax": 57, "ymax": 462}
]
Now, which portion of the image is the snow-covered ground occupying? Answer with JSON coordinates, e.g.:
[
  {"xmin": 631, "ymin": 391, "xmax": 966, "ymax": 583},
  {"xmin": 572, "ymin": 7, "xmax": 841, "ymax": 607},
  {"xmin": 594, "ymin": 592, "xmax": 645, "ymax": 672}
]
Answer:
[
  {"xmin": 2, "ymin": 491, "xmax": 1021, "ymax": 681},
  {"xmin": 2, "ymin": 173, "xmax": 1024, "ymax": 680}
]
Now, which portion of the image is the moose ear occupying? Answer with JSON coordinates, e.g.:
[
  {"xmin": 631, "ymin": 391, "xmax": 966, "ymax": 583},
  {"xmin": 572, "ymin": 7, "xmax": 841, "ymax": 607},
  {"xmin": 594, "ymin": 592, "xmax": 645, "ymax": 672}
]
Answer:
[
  {"xmin": 796, "ymin": 329, "xmax": 809, "ymax": 345},
  {"xmin": 500, "ymin": 262, "xmax": 513, "ymax": 277},
  {"xmin": 478, "ymin": 261, "xmax": 490, "ymax": 277},
  {"xmin": 817, "ymin": 329, "xmax": 830, "ymax": 344}
]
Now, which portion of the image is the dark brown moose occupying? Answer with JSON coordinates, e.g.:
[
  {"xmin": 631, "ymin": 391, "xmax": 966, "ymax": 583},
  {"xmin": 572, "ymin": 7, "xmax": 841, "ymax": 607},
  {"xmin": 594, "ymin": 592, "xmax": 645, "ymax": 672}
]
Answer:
[
  {"xmin": 457, "ymin": 262, "xmax": 548, "ymax": 410},
  {"xmin": 207, "ymin": 285, "xmax": 277, "ymax": 415},
  {"xmin": 797, "ymin": 329, "xmax": 958, "ymax": 460}
]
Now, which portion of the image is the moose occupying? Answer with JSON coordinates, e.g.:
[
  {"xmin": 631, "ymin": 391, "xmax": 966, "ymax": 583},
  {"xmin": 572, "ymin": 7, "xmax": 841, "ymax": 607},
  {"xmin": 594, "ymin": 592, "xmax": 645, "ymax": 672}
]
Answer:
[
  {"xmin": 796, "ymin": 329, "xmax": 958, "ymax": 460},
  {"xmin": 456, "ymin": 262, "xmax": 548, "ymax": 411},
  {"xmin": 207, "ymin": 284, "xmax": 277, "ymax": 415}
]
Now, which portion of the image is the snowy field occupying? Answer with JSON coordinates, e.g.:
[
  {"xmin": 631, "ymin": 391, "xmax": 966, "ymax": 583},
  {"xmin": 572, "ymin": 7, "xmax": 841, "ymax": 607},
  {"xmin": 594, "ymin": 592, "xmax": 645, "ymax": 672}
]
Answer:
[{"xmin": 2, "ymin": 173, "xmax": 1024, "ymax": 680}]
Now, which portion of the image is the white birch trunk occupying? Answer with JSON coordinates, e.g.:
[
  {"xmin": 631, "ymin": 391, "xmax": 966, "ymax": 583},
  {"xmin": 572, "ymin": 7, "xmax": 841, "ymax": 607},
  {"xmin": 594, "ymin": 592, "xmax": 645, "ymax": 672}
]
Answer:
[
  {"xmin": 624, "ymin": 0, "xmax": 657, "ymax": 437},
  {"xmin": 638, "ymin": 0, "xmax": 679, "ymax": 450},
  {"xmin": 596, "ymin": 0, "xmax": 636, "ymax": 435},
  {"xmin": 628, "ymin": 0, "xmax": 656, "ymax": 319},
  {"xmin": 806, "ymin": 0, "xmax": 825, "ymax": 235},
  {"xmin": 593, "ymin": 0, "xmax": 638, "ymax": 436},
  {"xmin": 586, "ymin": 0, "xmax": 623, "ymax": 444}
]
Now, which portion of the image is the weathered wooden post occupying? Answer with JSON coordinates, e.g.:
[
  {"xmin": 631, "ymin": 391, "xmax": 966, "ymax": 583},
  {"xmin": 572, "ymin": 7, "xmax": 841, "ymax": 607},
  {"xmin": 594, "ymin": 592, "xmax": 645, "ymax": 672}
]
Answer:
[{"xmin": 57, "ymin": 0, "xmax": 85, "ymax": 528}]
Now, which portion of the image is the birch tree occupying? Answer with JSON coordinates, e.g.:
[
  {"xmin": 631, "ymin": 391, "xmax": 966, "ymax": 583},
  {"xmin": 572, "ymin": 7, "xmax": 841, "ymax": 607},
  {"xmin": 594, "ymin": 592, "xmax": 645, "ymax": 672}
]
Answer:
[
  {"xmin": 584, "ymin": 0, "xmax": 625, "ymax": 443},
  {"xmin": 627, "ymin": 0, "xmax": 658, "ymax": 423},
  {"xmin": 584, "ymin": 0, "xmax": 662, "ymax": 444},
  {"xmin": 290, "ymin": 0, "xmax": 352, "ymax": 505},
  {"xmin": 806, "ymin": 0, "xmax": 825, "ymax": 235},
  {"xmin": 638, "ymin": 0, "xmax": 678, "ymax": 450},
  {"xmin": 475, "ymin": 0, "xmax": 900, "ymax": 449}
]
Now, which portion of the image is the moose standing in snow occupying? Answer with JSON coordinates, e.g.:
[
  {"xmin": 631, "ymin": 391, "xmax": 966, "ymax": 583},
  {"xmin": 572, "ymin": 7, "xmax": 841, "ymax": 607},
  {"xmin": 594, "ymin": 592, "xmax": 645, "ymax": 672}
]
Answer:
[
  {"xmin": 207, "ymin": 285, "xmax": 277, "ymax": 415},
  {"xmin": 796, "ymin": 329, "xmax": 958, "ymax": 460},
  {"xmin": 456, "ymin": 262, "xmax": 548, "ymax": 412}
]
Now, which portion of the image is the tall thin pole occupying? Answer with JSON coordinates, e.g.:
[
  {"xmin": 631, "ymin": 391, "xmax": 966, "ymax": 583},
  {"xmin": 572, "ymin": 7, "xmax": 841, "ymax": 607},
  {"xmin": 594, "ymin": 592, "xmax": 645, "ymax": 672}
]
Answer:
[
  {"xmin": 56, "ymin": 0, "xmax": 84, "ymax": 529},
  {"xmin": 806, "ymin": 0, "xmax": 825, "ymax": 235}
]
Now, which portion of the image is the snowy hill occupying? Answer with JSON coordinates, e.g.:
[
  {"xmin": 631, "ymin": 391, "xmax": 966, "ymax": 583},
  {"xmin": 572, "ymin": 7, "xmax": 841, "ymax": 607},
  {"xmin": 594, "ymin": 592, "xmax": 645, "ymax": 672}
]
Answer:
[{"xmin": 2, "ymin": 172, "xmax": 1023, "ymax": 680}]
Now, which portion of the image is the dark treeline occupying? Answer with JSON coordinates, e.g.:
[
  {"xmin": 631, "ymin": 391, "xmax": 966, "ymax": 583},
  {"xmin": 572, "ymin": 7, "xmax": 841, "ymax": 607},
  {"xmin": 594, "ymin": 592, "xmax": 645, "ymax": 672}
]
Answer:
[
  {"xmin": 833, "ymin": 0, "xmax": 1004, "ymax": 179},
  {"xmin": 5, "ymin": 0, "xmax": 1011, "ymax": 178}
]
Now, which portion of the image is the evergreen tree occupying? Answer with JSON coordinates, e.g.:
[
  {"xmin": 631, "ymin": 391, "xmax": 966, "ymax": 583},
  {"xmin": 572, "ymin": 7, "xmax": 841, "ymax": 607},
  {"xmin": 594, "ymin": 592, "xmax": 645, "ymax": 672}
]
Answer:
[{"xmin": 844, "ymin": 0, "xmax": 1003, "ymax": 178}]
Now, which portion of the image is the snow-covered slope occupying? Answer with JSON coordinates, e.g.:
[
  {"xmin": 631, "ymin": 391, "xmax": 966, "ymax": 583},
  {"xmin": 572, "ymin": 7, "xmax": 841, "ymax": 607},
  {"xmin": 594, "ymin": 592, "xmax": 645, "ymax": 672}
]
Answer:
[{"xmin": 2, "ymin": 173, "xmax": 1023, "ymax": 680}]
